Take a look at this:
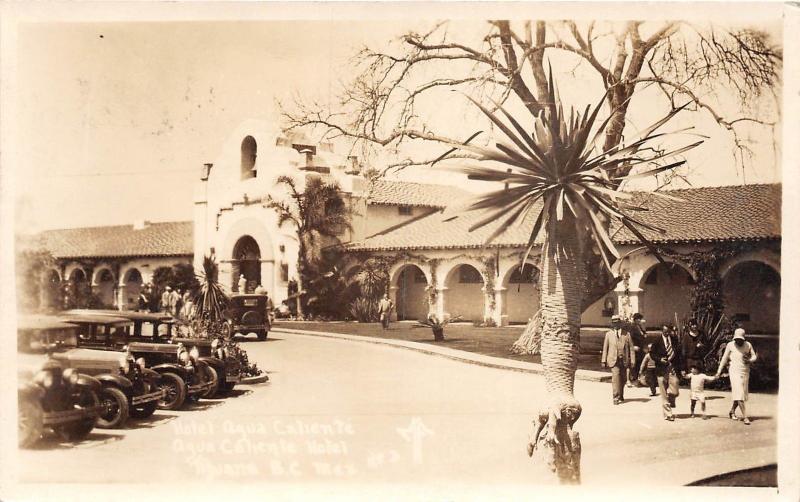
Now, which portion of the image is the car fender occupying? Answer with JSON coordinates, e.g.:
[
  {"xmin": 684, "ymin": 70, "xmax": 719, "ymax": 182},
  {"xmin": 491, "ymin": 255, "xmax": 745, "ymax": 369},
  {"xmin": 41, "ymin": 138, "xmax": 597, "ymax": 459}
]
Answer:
[
  {"xmin": 97, "ymin": 374, "xmax": 133, "ymax": 391},
  {"xmin": 140, "ymin": 368, "xmax": 162, "ymax": 384},
  {"xmin": 151, "ymin": 363, "xmax": 189, "ymax": 382},
  {"xmin": 18, "ymin": 381, "xmax": 45, "ymax": 401},
  {"xmin": 76, "ymin": 374, "xmax": 102, "ymax": 392},
  {"xmin": 199, "ymin": 356, "xmax": 224, "ymax": 374}
]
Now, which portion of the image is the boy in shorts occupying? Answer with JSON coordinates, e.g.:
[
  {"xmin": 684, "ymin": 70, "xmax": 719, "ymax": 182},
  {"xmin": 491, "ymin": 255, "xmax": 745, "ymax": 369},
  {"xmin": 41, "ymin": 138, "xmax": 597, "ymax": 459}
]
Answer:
[{"xmin": 688, "ymin": 363, "xmax": 717, "ymax": 419}]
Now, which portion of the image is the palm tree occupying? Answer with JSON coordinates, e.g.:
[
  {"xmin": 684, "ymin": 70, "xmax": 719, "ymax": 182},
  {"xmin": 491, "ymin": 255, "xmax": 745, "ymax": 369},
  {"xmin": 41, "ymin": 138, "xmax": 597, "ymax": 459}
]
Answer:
[
  {"xmin": 442, "ymin": 70, "xmax": 701, "ymax": 483},
  {"xmin": 264, "ymin": 175, "xmax": 352, "ymax": 318}
]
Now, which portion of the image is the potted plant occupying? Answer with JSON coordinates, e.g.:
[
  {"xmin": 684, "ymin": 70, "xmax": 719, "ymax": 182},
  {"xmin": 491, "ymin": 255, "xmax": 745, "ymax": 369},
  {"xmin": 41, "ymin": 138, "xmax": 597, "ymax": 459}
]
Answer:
[{"xmin": 414, "ymin": 314, "xmax": 463, "ymax": 342}]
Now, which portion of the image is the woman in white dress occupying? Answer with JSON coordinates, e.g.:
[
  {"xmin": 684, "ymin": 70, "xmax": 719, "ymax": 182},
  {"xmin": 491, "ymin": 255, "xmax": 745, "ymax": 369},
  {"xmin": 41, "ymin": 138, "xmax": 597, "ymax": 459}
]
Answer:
[{"xmin": 716, "ymin": 328, "xmax": 757, "ymax": 425}]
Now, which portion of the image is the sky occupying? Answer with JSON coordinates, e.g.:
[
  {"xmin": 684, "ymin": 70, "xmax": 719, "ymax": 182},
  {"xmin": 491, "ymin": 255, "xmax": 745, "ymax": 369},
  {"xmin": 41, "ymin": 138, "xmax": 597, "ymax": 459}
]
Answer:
[{"xmin": 10, "ymin": 13, "xmax": 783, "ymax": 234}]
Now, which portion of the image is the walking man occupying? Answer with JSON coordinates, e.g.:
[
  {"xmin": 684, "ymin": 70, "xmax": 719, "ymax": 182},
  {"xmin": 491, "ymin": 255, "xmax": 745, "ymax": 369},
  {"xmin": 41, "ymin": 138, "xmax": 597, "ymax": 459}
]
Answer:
[
  {"xmin": 160, "ymin": 286, "xmax": 172, "ymax": 314},
  {"xmin": 628, "ymin": 313, "xmax": 646, "ymax": 387},
  {"xmin": 650, "ymin": 324, "xmax": 685, "ymax": 421},
  {"xmin": 601, "ymin": 315, "xmax": 633, "ymax": 405},
  {"xmin": 378, "ymin": 293, "xmax": 394, "ymax": 330}
]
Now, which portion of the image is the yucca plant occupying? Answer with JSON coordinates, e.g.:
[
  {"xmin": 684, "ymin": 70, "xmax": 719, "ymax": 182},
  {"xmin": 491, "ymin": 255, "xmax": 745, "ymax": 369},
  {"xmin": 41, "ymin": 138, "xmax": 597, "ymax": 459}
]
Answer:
[
  {"xmin": 441, "ymin": 69, "xmax": 702, "ymax": 483},
  {"xmin": 193, "ymin": 253, "xmax": 229, "ymax": 323},
  {"xmin": 413, "ymin": 314, "xmax": 463, "ymax": 341}
]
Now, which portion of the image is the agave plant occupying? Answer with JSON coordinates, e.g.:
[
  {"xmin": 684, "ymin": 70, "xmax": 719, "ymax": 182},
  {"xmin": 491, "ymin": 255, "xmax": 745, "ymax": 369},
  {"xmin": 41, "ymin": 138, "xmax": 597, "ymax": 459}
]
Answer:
[
  {"xmin": 441, "ymin": 69, "xmax": 702, "ymax": 483},
  {"xmin": 193, "ymin": 253, "xmax": 229, "ymax": 323},
  {"xmin": 413, "ymin": 314, "xmax": 463, "ymax": 341}
]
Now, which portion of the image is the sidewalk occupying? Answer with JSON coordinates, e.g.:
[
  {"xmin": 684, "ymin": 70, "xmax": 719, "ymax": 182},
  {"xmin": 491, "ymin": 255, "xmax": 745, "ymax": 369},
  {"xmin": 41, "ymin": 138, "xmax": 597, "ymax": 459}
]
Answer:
[{"xmin": 272, "ymin": 326, "xmax": 611, "ymax": 382}]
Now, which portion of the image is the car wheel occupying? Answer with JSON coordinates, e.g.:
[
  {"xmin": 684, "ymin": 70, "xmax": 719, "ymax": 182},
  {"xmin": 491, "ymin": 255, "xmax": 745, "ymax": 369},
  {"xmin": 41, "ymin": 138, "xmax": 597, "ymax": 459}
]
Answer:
[
  {"xmin": 156, "ymin": 372, "xmax": 186, "ymax": 410},
  {"xmin": 201, "ymin": 365, "xmax": 219, "ymax": 399},
  {"xmin": 256, "ymin": 330, "xmax": 267, "ymax": 341},
  {"xmin": 55, "ymin": 388, "xmax": 99, "ymax": 442},
  {"xmin": 220, "ymin": 381, "xmax": 236, "ymax": 393},
  {"xmin": 130, "ymin": 383, "xmax": 158, "ymax": 419},
  {"xmin": 18, "ymin": 397, "xmax": 44, "ymax": 448},
  {"xmin": 96, "ymin": 386, "xmax": 129, "ymax": 429}
]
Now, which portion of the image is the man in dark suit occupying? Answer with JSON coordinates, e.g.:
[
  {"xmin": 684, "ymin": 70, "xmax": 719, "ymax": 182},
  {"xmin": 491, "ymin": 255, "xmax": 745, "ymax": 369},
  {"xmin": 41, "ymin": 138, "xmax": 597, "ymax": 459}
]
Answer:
[
  {"xmin": 627, "ymin": 313, "xmax": 647, "ymax": 387},
  {"xmin": 650, "ymin": 324, "xmax": 685, "ymax": 421},
  {"xmin": 601, "ymin": 315, "xmax": 634, "ymax": 405}
]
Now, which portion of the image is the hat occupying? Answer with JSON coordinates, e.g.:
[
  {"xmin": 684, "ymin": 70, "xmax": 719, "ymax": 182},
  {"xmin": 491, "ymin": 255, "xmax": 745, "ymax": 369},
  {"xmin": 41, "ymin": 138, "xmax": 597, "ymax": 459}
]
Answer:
[
  {"xmin": 166, "ymin": 286, "xmax": 172, "ymax": 291},
  {"xmin": 611, "ymin": 315, "xmax": 622, "ymax": 323},
  {"xmin": 733, "ymin": 328, "xmax": 746, "ymax": 340}
]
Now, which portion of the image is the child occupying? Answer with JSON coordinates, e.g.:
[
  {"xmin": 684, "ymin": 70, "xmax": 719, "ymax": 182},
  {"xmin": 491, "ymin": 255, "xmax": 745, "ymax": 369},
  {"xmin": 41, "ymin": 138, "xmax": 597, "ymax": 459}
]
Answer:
[
  {"xmin": 639, "ymin": 343, "xmax": 657, "ymax": 396},
  {"xmin": 688, "ymin": 364, "xmax": 717, "ymax": 419}
]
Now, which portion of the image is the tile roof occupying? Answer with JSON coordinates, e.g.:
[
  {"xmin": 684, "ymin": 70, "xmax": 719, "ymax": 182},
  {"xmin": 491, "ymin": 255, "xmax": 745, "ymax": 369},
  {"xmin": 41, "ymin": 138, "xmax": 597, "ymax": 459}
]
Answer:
[
  {"xmin": 346, "ymin": 183, "xmax": 781, "ymax": 251},
  {"xmin": 27, "ymin": 221, "xmax": 194, "ymax": 259},
  {"xmin": 365, "ymin": 179, "xmax": 470, "ymax": 208}
]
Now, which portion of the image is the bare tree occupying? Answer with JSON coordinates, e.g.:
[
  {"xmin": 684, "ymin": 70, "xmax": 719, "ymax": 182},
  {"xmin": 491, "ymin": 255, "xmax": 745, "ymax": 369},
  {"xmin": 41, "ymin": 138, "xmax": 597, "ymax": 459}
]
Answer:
[{"xmin": 280, "ymin": 19, "xmax": 781, "ymax": 481}]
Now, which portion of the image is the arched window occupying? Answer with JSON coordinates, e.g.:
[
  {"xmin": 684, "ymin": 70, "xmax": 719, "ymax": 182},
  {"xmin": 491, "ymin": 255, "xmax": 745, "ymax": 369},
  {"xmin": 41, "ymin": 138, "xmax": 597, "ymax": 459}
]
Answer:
[{"xmin": 241, "ymin": 136, "xmax": 257, "ymax": 180}]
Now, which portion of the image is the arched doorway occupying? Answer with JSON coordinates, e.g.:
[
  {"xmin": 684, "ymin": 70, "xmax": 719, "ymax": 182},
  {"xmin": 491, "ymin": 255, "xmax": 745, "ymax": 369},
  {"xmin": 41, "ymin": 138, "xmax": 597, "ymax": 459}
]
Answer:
[
  {"xmin": 95, "ymin": 269, "xmax": 116, "ymax": 307},
  {"xmin": 232, "ymin": 235, "xmax": 261, "ymax": 293},
  {"xmin": 640, "ymin": 262, "xmax": 694, "ymax": 326},
  {"xmin": 504, "ymin": 263, "xmax": 540, "ymax": 324},
  {"xmin": 444, "ymin": 264, "xmax": 484, "ymax": 322},
  {"xmin": 722, "ymin": 261, "xmax": 780, "ymax": 334},
  {"xmin": 123, "ymin": 268, "xmax": 143, "ymax": 309},
  {"xmin": 395, "ymin": 265, "xmax": 429, "ymax": 321}
]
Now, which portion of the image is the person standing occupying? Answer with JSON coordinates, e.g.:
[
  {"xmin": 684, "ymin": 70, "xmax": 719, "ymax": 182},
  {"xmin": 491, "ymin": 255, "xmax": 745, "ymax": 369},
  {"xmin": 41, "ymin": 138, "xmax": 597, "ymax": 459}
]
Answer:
[
  {"xmin": 161, "ymin": 286, "xmax": 172, "ymax": 314},
  {"xmin": 137, "ymin": 289, "xmax": 150, "ymax": 312},
  {"xmin": 238, "ymin": 274, "xmax": 247, "ymax": 294},
  {"xmin": 650, "ymin": 324, "xmax": 685, "ymax": 421},
  {"xmin": 378, "ymin": 293, "xmax": 394, "ymax": 330},
  {"xmin": 687, "ymin": 363, "xmax": 717, "ymax": 419},
  {"xmin": 681, "ymin": 319, "xmax": 705, "ymax": 372},
  {"xmin": 627, "ymin": 313, "xmax": 647, "ymax": 387},
  {"xmin": 638, "ymin": 343, "xmax": 658, "ymax": 396},
  {"xmin": 601, "ymin": 315, "xmax": 633, "ymax": 405},
  {"xmin": 173, "ymin": 288, "xmax": 184, "ymax": 319},
  {"xmin": 716, "ymin": 328, "xmax": 757, "ymax": 425}
]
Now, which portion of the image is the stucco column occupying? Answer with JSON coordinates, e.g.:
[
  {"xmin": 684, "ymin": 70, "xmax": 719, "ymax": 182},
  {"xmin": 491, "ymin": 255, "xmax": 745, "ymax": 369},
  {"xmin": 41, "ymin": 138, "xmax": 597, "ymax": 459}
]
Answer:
[
  {"xmin": 493, "ymin": 286, "xmax": 507, "ymax": 326},
  {"xmin": 616, "ymin": 286, "xmax": 644, "ymax": 319},
  {"xmin": 435, "ymin": 286, "xmax": 447, "ymax": 320},
  {"xmin": 389, "ymin": 285, "xmax": 399, "ymax": 321},
  {"xmin": 481, "ymin": 285, "xmax": 496, "ymax": 324},
  {"xmin": 260, "ymin": 260, "xmax": 275, "ymax": 297}
]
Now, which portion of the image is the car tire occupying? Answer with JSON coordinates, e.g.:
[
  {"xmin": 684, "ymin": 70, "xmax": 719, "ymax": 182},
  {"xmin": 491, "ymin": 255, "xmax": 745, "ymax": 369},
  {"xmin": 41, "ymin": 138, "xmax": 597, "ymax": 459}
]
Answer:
[
  {"xmin": 55, "ymin": 388, "xmax": 99, "ymax": 442},
  {"xmin": 18, "ymin": 397, "xmax": 44, "ymax": 448},
  {"xmin": 256, "ymin": 330, "xmax": 267, "ymax": 341},
  {"xmin": 201, "ymin": 365, "xmax": 219, "ymax": 399},
  {"xmin": 220, "ymin": 381, "xmax": 236, "ymax": 393},
  {"xmin": 156, "ymin": 372, "xmax": 186, "ymax": 410},
  {"xmin": 97, "ymin": 386, "xmax": 129, "ymax": 429}
]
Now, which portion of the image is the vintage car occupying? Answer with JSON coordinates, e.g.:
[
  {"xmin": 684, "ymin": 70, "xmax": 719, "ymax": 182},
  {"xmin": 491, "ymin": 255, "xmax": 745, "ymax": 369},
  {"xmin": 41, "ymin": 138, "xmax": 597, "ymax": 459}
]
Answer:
[
  {"xmin": 17, "ymin": 315, "xmax": 81, "ymax": 353},
  {"xmin": 18, "ymin": 357, "xmax": 101, "ymax": 447},
  {"xmin": 26, "ymin": 314, "xmax": 165, "ymax": 428},
  {"xmin": 66, "ymin": 309, "xmax": 239, "ymax": 398},
  {"xmin": 223, "ymin": 294, "xmax": 271, "ymax": 340},
  {"xmin": 59, "ymin": 313, "xmax": 214, "ymax": 410}
]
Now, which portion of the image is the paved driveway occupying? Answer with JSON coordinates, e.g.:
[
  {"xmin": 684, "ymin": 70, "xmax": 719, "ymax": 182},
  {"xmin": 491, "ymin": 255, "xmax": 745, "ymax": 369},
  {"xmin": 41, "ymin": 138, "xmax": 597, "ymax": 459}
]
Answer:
[{"xmin": 13, "ymin": 332, "xmax": 776, "ymax": 487}]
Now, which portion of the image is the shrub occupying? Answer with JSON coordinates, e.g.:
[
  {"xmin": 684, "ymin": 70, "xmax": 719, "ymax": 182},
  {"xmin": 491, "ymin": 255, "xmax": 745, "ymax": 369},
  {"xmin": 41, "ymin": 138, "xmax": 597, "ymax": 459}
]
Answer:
[{"xmin": 349, "ymin": 297, "xmax": 378, "ymax": 323}]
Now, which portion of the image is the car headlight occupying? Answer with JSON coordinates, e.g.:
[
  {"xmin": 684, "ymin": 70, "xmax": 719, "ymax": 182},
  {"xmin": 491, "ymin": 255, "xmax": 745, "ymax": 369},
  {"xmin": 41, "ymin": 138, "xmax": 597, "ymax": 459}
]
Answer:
[
  {"xmin": 178, "ymin": 349, "xmax": 190, "ymax": 364},
  {"xmin": 136, "ymin": 357, "xmax": 146, "ymax": 371},
  {"xmin": 211, "ymin": 338, "xmax": 219, "ymax": 351},
  {"xmin": 63, "ymin": 368, "xmax": 79, "ymax": 386},
  {"xmin": 119, "ymin": 356, "xmax": 130, "ymax": 374},
  {"xmin": 40, "ymin": 371, "xmax": 54, "ymax": 388},
  {"xmin": 190, "ymin": 346, "xmax": 200, "ymax": 363}
]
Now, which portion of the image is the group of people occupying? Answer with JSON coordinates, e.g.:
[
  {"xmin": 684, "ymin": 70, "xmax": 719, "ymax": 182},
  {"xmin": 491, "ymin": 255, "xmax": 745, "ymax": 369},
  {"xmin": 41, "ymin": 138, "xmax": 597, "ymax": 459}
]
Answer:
[
  {"xmin": 136, "ymin": 284, "xmax": 194, "ymax": 319},
  {"xmin": 602, "ymin": 314, "xmax": 758, "ymax": 423}
]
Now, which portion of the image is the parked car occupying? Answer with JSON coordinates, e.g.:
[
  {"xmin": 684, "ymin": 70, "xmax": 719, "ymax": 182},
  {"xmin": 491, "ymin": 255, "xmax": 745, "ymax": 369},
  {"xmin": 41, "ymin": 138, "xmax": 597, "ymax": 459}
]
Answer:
[
  {"xmin": 66, "ymin": 309, "xmax": 238, "ymax": 398},
  {"xmin": 17, "ymin": 315, "xmax": 81, "ymax": 353},
  {"xmin": 59, "ymin": 312, "xmax": 214, "ymax": 410},
  {"xmin": 223, "ymin": 294, "xmax": 271, "ymax": 340},
  {"xmin": 18, "ymin": 357, "xmax": 101, "ymax": 447}
]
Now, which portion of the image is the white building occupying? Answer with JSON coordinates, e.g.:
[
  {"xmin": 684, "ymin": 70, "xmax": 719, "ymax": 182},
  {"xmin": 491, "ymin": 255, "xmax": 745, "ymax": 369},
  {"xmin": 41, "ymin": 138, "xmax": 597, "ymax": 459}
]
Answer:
[{"xmin": 25, "ymin": 122, "xmax": 781, "ymax": 334}]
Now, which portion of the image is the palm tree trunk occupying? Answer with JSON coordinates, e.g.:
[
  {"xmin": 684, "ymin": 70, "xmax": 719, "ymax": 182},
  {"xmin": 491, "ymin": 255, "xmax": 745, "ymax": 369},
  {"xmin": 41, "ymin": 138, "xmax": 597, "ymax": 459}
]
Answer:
[{"xmin": 528, "ymin": 219, "xmax": 584, "ymax": 484}]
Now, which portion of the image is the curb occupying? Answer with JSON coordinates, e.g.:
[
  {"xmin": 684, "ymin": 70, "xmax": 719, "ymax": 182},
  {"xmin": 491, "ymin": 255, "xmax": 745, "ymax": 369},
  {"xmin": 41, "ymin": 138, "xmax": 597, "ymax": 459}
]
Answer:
[
  {"xmin": 272, "ymin": 327, "xmax": 612, "ymax": 382},
  {"xmin": 240, "ymin": 374, "xmax": 269, "ymax": 385}
]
